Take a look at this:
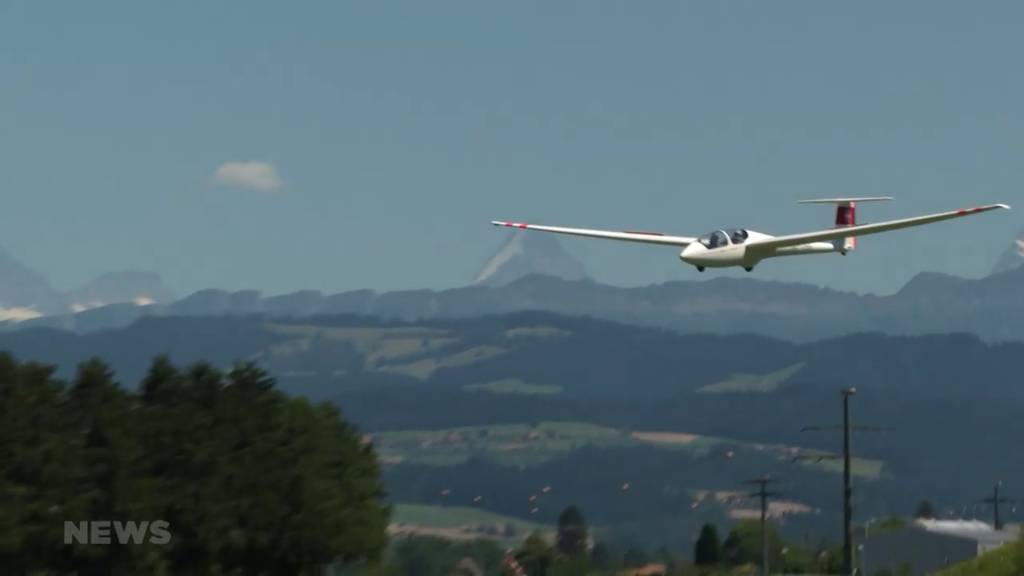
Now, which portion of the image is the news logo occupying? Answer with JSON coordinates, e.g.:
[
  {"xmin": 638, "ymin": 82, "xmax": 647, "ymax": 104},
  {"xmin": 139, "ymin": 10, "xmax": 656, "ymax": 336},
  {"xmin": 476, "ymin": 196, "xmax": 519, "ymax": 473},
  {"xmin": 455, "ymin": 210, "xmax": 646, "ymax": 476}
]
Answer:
[{"xmin": 64, "ymin": 520, "xmax": 171, "ymax": 545}]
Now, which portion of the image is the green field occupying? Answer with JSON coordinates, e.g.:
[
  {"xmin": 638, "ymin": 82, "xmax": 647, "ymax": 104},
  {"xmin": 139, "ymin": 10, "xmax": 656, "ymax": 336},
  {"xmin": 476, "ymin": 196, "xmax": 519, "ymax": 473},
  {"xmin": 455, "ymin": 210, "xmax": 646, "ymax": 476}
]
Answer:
[
  {"xmin": 373, "ymin": 421, "xmax": 639, "ymax": 467},
  {"xmin": 372, "ymin": 420, "xmax": 882, "ymax": 479},
  {"xmin": 698, "ymin": 362, "xmax": 806, "ymax": 394},
  {"xmin": 389, "ymin": 504, "xmax": 549, "ymax": 546},
  {"xmin": 936, "ymin": 541, "xmax": 1022, "ymax": 576},
  {"xmin": 393, "ymin": 503, "xmax": 547, "ymax": 533},
  {"xmin": 799, "ymin": 453, "xmax": 885, "ymax": 480}
]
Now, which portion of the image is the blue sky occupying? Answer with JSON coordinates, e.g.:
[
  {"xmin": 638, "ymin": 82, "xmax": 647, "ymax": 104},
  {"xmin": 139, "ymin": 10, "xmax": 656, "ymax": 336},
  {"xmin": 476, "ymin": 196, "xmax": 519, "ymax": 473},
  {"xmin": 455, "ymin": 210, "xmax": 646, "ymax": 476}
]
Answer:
[{"xmin": 1, "ymin": 1, "xmax": 1020, "ymax": 296}]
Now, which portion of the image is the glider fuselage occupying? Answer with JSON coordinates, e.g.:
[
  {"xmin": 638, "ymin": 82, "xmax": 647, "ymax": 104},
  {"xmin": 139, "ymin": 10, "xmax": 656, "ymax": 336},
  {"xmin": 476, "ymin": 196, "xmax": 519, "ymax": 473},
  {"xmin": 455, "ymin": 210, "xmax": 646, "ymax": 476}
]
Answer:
[{"xmin": 679, "ymin": 229, "xmax": 838, "ymax": 270}]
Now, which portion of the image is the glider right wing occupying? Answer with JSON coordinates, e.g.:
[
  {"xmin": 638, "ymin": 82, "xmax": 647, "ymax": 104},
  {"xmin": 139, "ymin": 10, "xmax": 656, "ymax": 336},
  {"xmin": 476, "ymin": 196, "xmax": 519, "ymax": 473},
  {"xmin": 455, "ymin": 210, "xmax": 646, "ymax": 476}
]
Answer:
[{"xmin": 491, "ymin": 220, "xmax": 696, "ymax": 247}]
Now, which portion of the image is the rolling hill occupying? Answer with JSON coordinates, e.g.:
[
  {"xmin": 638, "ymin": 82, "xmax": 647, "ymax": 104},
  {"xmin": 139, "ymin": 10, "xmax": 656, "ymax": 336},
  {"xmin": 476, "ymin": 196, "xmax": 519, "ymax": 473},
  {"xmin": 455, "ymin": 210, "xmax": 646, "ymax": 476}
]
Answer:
[{"xmin": 1, "ymin": 312, "xmax": 1022, "ymax": 545}]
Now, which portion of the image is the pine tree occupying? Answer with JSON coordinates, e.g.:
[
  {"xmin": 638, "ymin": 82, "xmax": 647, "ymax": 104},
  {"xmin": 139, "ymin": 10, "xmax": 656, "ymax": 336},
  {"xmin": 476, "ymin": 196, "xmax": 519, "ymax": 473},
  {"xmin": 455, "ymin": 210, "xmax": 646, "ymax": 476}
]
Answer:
[
  {"xmin": 556, "ymin": 505, "xmax": 588, "ymax": 556},
  {"xmin": 516, "ymin": 533, "xmax": 556, "ymax": 576},
  {"xmin": 694, "ymin": 523, "xmax": 722, "ymax": 565},
  {"xmin": 0, "ymin": 353, "xmax": 391, "ymax": 574},
  {"xmin": 914, "ymin": 499, "xmax": 936, "ymax": 519}
]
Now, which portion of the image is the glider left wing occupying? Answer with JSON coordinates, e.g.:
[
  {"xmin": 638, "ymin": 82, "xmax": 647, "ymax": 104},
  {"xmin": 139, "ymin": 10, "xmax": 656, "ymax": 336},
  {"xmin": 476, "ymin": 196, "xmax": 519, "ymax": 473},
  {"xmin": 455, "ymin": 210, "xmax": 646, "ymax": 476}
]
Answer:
[{"xmin": 747, "ymin": 204, "xmax": 1010, "ymax": 251}]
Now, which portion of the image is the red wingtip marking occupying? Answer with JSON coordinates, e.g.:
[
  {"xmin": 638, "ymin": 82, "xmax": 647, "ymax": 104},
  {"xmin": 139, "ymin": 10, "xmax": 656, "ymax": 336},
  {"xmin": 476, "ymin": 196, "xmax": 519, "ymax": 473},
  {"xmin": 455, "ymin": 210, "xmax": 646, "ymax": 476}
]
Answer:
[
  {"xmin": 973, "ymin": 207, "xmax": 983, "ymax": 212},
  {"xmin": 957, "ymin": 209, "xmax": 967, "ymax": 215}
]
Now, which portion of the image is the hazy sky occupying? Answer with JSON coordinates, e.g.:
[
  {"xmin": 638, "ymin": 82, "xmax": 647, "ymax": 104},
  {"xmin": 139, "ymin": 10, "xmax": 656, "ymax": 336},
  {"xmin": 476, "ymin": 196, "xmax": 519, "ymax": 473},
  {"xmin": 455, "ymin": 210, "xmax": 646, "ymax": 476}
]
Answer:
[{"xmin": 1, "ymin": 1, "xmax": 1021, "ymax": 296}]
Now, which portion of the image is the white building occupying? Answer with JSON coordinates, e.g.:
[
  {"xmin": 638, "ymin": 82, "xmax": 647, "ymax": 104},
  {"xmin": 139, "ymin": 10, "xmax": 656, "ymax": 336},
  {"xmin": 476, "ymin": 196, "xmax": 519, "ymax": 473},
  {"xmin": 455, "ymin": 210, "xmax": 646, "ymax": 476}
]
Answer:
[{"xmin": 860, "ymin": 519, "xmax": 1018, "ymax": 576}]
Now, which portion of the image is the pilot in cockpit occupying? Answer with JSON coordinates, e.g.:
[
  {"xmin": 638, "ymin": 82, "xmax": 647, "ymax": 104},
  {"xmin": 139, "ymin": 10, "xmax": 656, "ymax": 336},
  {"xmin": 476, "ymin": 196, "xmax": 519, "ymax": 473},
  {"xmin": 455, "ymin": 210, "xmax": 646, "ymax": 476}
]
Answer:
[
  {"xmin": 728, "ymin": 228, "xmax": 749, "ymax": 244},
  {"xmin": 699, "ymin": 230, "xmax": 730, "ymax": 249}
]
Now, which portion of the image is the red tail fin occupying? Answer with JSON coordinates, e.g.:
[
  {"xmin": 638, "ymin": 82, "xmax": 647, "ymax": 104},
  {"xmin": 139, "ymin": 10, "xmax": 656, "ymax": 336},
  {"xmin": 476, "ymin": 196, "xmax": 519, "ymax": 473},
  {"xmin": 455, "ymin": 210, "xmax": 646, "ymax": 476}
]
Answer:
[
  {"xmin": 798, "ymin": 197, "xmax": 892, "ymax": 253},
  {"xmin": 836, "ymin": 203, "xmax": 856, "ymax": 250}
]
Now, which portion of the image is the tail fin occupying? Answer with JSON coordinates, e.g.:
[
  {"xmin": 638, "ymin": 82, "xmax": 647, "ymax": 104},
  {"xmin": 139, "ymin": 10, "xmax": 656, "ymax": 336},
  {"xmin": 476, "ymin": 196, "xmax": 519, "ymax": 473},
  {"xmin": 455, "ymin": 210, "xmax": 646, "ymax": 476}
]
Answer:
[{"xmin": 798, "ymin": 197, "xmax": 893, "ymax": 253}]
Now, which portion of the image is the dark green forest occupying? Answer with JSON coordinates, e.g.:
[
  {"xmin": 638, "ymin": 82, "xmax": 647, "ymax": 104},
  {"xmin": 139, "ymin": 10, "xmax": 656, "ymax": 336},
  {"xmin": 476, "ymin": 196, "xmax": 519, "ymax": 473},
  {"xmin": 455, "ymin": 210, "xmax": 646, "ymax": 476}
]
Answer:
[{"xmin": 0, "ymin": 353, "xmax": 389, "ymax": 574}]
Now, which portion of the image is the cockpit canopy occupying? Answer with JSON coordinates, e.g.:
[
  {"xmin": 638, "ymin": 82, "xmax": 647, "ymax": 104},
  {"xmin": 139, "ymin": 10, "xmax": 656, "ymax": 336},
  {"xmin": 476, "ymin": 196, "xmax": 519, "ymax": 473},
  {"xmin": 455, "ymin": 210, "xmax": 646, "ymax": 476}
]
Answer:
[{"xmin": 698, "ymin": 228, "xmax": 748, "ymax": 249}]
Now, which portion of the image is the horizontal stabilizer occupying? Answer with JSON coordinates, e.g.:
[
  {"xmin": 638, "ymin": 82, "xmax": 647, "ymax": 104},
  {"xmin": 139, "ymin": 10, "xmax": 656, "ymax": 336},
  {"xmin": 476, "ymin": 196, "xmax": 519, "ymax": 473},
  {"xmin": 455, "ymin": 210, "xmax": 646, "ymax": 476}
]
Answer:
[{"xmin": 798, "ymin": 197, "xmax": 893, "ymax": 204}]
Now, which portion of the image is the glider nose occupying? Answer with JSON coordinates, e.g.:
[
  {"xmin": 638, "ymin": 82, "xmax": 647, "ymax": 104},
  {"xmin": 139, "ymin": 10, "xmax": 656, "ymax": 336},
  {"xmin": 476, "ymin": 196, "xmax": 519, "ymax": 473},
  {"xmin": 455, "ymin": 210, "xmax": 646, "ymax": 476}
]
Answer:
[{"xmin": 679, "ymin": 243, "xmax": 706, "ymax": 265}]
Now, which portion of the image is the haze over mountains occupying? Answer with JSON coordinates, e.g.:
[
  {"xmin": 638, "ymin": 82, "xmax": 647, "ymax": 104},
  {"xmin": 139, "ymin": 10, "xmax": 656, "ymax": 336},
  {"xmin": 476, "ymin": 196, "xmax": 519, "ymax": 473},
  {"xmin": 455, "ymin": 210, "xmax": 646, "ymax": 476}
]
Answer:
[
  {"xmin": 4, "ymin": 226, "xmax": 1024, "ymax": 344},
  {"xmin": 5, "ymin": 223, "xmax": 1024, "ymax": 334},
  {"xmin": 0, "ymin": 247, "xmax": 64, "ymax": 320},
  {"xmin": 0, "ymin": 245, "xmax": 175, "ymax": 319},
  {"xmin": 9, "ymin": 264, "xmax": 1024, "ymax": 344}
]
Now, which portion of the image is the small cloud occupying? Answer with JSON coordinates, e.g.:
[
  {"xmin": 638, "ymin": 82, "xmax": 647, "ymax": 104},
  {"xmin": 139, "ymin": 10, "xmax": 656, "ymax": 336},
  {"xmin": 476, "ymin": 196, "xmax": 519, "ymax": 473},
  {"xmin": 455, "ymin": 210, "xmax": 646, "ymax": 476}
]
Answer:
[{"xmin": 213, "ymin": 161, "xmax": 282, "ymax": 192}]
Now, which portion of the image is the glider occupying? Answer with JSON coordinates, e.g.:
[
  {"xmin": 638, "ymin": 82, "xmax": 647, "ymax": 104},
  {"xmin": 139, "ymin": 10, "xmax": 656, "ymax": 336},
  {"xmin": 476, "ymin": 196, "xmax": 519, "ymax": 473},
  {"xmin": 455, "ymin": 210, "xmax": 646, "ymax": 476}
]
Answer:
[{"xmin": 492, "ymin": 198, "xmax": 1010, "ymax": 272}]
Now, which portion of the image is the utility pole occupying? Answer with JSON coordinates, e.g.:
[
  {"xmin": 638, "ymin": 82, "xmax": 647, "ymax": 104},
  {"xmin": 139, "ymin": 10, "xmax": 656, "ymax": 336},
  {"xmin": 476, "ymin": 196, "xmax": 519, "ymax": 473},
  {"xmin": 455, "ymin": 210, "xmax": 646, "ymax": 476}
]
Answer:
[
  {"xmin": 978, "ymin": 482, "xmax": 1015, "ymax": 530},
  {"xmin": 743, "ymin": 475, "xmax": 777, "ymax": 576},
  {"xmin": 841, "ymin": 387, "xmax": 854, "ymax": 576},
  {"xmin": 799, "ymin": 387, "xmax": 890, "ymax": 576}
]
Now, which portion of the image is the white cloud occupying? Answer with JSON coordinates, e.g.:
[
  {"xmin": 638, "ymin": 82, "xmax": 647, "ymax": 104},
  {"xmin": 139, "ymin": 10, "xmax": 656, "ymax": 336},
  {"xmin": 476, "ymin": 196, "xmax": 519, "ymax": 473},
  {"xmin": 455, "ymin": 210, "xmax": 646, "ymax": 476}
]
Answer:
[
  {"xmin": 0, "ymin": 306, "xmax": 44, "ymax": 322},
  {"xmin": 213, "ymin": 161, "xmax": 282, "ymax": 192}
]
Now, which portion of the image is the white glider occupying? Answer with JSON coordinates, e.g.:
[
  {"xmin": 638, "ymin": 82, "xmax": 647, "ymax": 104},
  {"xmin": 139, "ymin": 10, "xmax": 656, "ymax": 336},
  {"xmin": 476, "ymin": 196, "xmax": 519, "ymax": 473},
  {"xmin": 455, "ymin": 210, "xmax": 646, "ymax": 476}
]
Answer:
[{"xmin": 492, "ymin": 198, "xmax": 1010, "ymax": 272}]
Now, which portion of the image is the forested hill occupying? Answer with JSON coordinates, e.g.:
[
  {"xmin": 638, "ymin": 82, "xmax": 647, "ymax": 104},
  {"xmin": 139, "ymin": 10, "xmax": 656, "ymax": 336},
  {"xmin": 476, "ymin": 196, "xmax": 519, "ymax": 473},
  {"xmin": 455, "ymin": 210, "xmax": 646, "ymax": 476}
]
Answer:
[
  {"xmin": 0, "ymin": 312, "xmax": 1018, "ymax": 404},
  {"xmin": 1, "ymin": 314, "xmax": 1018, "ymax": 455},
  {"xmin": 0, "ymin": 312, "xmax": 1021, "ymax": 523}
]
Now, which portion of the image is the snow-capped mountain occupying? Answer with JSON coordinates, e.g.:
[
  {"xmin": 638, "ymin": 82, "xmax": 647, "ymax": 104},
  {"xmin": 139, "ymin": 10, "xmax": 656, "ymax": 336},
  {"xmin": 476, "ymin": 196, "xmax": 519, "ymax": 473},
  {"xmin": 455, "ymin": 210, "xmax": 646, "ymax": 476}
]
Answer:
[
  {"xmin": 0, "ymin": 246, "xmax": 65, "ymax": 320},
  {"xmin": 992, "ymin": 229, "xmax": 1024, "ymax": 275},
  {"xmin": 0, "ymin": 243, "xmax": 174, "ymax": 322},
  {"xmin": 69, "ymin": 270, "xmax": 175, "ymax": 312},
  {"xmin": 473, "ymin": 230, "xmax": 588, "ymax": 286}
]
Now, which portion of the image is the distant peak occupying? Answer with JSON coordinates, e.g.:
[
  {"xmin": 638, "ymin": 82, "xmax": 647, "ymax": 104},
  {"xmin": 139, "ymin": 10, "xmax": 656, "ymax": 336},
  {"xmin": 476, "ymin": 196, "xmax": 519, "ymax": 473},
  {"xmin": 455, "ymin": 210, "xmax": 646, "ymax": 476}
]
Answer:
[
  {"xmin": 474, "ymin": 231, "xmax": 588, "ymax": 287},
  {"xmin": 71, "ymin": 269, "xmax": 175, "ymax": 310},
  {"xmin": 992, "ymin": 229, "xmax": 1024, "ymax": 275},
  {"xmin": 0, "ymin": 244, "xmax": 65, "ymax": 313}
]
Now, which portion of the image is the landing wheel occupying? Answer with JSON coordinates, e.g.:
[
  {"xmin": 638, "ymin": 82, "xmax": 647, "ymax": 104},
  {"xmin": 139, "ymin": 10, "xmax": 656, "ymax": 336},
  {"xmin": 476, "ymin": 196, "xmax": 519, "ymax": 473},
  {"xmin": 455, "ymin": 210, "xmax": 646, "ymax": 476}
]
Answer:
[
  {"xmin": 697, "ymin": 266, "xmax": 705, "ymax": 272},
  {"xmin": 744, "ymin": 266, "xmax": 754, "ymax": 272}
]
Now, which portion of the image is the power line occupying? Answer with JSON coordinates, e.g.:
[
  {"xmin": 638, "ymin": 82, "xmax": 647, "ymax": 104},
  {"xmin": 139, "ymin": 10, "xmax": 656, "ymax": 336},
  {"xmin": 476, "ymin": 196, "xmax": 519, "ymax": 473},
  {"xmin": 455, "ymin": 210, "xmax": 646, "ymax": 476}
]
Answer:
[
  {"xmin": 977, "ymin": 481, "xmax": 1016, "ymax": 530},
  {"xmin": 799, "ymin": 387, "xmax": 890, "ymax": 576}
]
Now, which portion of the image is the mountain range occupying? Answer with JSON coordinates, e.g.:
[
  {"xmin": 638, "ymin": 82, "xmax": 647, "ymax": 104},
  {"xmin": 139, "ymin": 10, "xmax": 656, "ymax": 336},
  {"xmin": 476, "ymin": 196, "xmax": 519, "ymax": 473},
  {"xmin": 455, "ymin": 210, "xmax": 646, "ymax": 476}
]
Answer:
[
  {"xmin": 0, "ymin": 247, "xmax": 66, "ymax": 319},
  {"xmin": 0, "ymin": 245, "xmax": 174, "ymax": 318},
  {"xmin": 3, "ymin": 227, "xmax": 1023, "ymax": 342},
  {"xmin": 11, "ymin": 263, "xmax": 1024, "ymax": 343}
]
